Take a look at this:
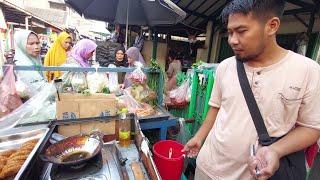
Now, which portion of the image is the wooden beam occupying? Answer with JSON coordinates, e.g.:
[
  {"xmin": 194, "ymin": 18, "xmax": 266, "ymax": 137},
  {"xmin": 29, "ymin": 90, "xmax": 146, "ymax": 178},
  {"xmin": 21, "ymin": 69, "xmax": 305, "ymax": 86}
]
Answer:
[
  {"xmin": 183, "ymin": 8, "xmax": 209, "ymax": 19},
  {"xmin": 189, "ymin": 0, "xmax": 220, "ymax": 25},
  {"xmin": 184, "ymin": 0, "xmax": 206, "ymax": 21},
  {"xmin": 307, "ymin": 10, "xmax": 316, "ymax": 37},
  {"xmin": 285, "ymin": 0, "xmax": 314, "ymax": 9},
  {"xmin": 293, "ymin": 14, "xmax": 308, "ymax": 28},
  {"xmin": 283, "ymin": 8, "xmax": 312, "ymax": 15},
  {"xmin": 185, "ymin": 0, "xmax": 194, "ymax": 9},
  {"xmin": 194, "ymin": 1, "xmax": 229, "ymax": 27}
]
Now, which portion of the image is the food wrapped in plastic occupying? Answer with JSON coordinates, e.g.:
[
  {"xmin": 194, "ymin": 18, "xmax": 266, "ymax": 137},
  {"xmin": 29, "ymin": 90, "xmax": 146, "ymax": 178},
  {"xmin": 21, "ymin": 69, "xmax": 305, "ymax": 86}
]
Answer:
[
  {"xmin": 130, "ymin": 84, "xmax": 156, "ymax": 103},
  {"xmin": 71, "ymin": 72, "xmax": 88, "ymax": 93},
  {"xmin": 136, "ymin": 103, "xmax": 155, "ymax": 117},
  {"xmin": 168, "ymin": 79, "xmax": 190, "ymax": 107},
  {"xmin": 118, "ymin": 90, "xmax": 142, "ymax": 113},
  {"xmin": 128, "ymin": 65, "xmax": 147, "ymax": 84},
  {"xmin": 0, "ymin": 83, "xmax": 56, "ymax": 131},
  {"xmin": 107, "ymin": 64, "xmax": 119, "ymax": 92},
  {"xmin": 87, "ymin": 72, "xmax": 108, "ymax": 94},
  {"xmin": 60, "ymin": 71, "xmax": 88, "ymax": 93},
  {"xmin": 0, "ymin": 65, "xmax": 23, "ymax": 118}
]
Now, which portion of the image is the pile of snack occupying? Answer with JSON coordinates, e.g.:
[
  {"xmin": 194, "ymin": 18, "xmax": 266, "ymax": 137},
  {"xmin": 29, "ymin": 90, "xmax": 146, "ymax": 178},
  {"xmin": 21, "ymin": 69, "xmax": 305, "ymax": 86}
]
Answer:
[{"xmin": 0, "ymin": 139, "xmax": 38, "ymax": 179}]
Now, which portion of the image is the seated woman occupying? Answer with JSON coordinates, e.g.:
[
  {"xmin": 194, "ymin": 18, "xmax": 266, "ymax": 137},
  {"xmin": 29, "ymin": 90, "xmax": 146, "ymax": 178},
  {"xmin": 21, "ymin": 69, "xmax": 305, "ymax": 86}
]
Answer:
[
  {"xmin": 14, "ymin": 30, "xmax": 45, "ymax": 96},
  {"xmin": 44, "ymin": 32, "xmax": 72, "ymax": 81},
  {"xmin": 66, "ymin": 39, "xmax": 97, "ymax": 67}
]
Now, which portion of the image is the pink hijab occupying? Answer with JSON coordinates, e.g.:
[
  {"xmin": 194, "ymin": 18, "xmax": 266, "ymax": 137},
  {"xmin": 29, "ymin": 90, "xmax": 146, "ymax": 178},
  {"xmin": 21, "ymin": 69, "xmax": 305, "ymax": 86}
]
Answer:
[{"xmin": 69, "ymin": 39, "xmax": 97, "ymax": 67}]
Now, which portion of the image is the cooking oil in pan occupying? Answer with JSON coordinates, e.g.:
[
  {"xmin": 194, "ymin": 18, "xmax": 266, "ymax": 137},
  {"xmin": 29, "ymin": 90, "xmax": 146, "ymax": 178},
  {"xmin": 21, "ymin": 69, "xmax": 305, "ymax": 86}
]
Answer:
[{"xmin": 61, "ymin": 151, "xmax": 90, "ymax": 162}]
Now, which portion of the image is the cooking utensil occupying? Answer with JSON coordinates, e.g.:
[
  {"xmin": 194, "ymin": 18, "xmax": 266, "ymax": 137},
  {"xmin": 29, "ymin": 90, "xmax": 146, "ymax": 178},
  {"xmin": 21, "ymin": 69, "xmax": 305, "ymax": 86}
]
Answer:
[
  {"xmin": 169, "ymin": 148, "xmax": 172, "ymax": 159},
  {"xmin": 41, "ymin": 134, "xmax": 103, "ymax": 168},
  {"xmin": 250, "ymin": 144, "xmax": 261, "ymax": 177}
]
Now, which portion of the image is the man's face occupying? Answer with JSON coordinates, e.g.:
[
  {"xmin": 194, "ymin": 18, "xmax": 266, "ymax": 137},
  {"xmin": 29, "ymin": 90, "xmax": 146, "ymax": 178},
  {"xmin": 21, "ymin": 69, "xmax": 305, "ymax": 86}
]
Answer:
[{"xmin": 227, "ymin": 13, "xmax": 266, "ymax": 61}]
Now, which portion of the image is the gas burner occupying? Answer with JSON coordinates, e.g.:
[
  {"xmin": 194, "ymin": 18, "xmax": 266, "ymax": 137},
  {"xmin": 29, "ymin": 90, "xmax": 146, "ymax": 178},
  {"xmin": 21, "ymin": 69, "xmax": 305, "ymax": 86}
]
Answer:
[{"xmin": 50, "ymin": 152, "xmax": 103, "ymax": 180}]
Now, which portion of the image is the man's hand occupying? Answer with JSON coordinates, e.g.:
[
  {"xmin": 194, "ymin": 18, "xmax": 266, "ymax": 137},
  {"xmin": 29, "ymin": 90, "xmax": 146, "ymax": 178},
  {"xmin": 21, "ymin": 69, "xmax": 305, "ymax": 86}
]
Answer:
[
  {"xmin": 248, "ymin": 146, "xmax": 280, "ymax": 180},
  {"xmin": 182, "ymin": 137, "xmax": 202, "ymax": 158}
]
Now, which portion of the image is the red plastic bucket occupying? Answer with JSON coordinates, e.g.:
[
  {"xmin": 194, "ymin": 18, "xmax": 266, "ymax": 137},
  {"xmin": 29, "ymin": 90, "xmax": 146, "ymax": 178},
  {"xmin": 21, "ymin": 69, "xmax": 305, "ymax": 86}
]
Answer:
[{"xmin": 153, "ymin": 140, "xmax": 185, "ymax": 180}]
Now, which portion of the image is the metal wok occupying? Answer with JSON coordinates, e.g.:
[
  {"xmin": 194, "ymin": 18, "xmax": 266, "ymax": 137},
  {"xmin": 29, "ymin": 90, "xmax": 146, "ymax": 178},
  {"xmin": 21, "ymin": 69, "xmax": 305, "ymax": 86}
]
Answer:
[{"xmin": 40, "ymin": 134, "xmax": 103, "ymax": 168}]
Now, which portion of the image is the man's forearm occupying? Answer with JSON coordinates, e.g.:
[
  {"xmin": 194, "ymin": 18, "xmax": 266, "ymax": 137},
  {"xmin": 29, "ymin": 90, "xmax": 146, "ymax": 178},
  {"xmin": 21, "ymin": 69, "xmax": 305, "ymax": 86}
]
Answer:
[
  {"xmin": 194, "ymin": 107, "xmax": 219, "ymax": 141},
  {"xmin": 270, "ymin": 126, "xmax": 320, "ymax": 158}
]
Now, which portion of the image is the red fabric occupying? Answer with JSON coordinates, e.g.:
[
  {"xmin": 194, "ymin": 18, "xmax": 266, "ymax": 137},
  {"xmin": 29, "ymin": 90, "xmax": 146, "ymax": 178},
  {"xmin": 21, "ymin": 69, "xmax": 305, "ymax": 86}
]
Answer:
[{"xmin": 306, "ymin": 143, "xmax": 319, "ymax": 168}]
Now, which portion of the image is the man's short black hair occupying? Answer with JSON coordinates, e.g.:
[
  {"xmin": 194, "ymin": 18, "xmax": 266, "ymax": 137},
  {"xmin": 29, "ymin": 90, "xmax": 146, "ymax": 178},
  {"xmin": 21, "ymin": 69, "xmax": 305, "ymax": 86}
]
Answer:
[{"xmin": 221, "ymin": 0, "xmax": 285, "ymax": 23}]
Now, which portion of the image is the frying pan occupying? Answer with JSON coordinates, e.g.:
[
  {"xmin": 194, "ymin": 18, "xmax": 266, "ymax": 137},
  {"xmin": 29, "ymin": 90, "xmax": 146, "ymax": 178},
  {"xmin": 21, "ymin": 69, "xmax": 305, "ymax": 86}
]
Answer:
[{"xmin": 40, "ymin": 133, "xmax": 103, "ymax": 168}]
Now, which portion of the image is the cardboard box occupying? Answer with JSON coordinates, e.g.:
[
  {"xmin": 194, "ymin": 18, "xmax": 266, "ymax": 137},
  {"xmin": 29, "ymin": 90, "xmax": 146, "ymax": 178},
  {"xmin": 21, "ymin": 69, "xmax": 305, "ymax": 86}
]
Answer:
[{"xmin": 56, "ymin": 93, "xmax": 118, "ymax": 136}]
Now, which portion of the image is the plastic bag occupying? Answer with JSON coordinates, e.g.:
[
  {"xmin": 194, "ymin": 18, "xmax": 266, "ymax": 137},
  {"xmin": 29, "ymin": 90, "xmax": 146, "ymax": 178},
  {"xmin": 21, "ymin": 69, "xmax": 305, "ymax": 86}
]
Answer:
[
  {"xmin": 71, "ymin": 72, "xmax": 87, "ymax": 93},
  {"xmin": 169, "ymin": 80, "xmax": 189, "ymax": 105},
  {"xmin": 108, "ymin": 64, "xmax": 119, "ymax": 92},
  {"xmin": 15, "ymin": 77, "xmax": 29, "ymax": 99},
  {"xmin": 0, "ymin": 83, "xmax": 56, "ymax": 131},
  {"xmin": 0, "ymin": 65, "xmax": 23, "ymax": 118},
  {"xmin": 130, "ymin": 84, "xmax": 156, "ymax": 103},
  {"xmin": 60, "ymin": 71, "xmax": 74, "ymax": 92},
  {"xmin": 129, "ymin": 66, "xmax": 147, "ymax": 84},
  {"xmin": 87, "ymin": 66, "xmax": 109, "ymax": 94},
  {"xmin": 118, "ymin": 90, "xmax": 142, "ymax": 113}
]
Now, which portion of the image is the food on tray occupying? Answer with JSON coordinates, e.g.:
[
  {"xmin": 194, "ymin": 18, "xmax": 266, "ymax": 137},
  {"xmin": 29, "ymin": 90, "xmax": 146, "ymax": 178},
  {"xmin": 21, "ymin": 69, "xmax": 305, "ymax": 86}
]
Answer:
[
  {"xmin": 0, "ymin": 150, "xmax": 16, "ymax": 158},
  {"xmin": 0, "ymin": 139, "xmax": 39, "ymax": 179},
  {"xmin": 130, "ymin": 84, "xmax": 156, "ymax": 103},
  {"xmin": 136, "ymin": 103, "xmax": 155, "ymax": 117}
]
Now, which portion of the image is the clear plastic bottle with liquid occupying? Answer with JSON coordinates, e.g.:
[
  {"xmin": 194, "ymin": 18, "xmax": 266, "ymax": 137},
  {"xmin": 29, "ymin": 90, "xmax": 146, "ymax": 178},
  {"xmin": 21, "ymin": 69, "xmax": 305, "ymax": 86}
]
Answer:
[{"xmin": 119, "ymin": 108, "xmax": 131, "ymax": 147}]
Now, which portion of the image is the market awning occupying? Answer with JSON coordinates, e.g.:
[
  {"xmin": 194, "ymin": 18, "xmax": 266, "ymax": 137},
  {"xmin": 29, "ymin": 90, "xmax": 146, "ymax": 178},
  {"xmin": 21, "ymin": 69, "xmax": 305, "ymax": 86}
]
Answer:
[{"xmin": 156, "ymin": 0, "xmax": 320, "ymax": 37}]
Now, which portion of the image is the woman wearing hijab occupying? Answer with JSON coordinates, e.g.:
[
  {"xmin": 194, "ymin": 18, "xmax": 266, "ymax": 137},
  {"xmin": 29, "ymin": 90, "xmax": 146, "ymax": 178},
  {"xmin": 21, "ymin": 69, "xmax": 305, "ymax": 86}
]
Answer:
[
  {"xmin": 126, "ymin": 47, "xmax": 146, "ymax": 66},
  {"xmin": 14, "ymin": 30, "xmax": 45, "ymax": 96},
  {"xmin": 123, "ymin": 47, "xmax": 146, "ymax": 87},
  {"xmin": 112, "ymin": 47, "xmax": 128, "ymax": 84},
  {"xmin": 114, "ymin": 47, "xmax": 128, "ymax": 67},
  {"xmin": 66, "ymin": 39, "xmax": 97, "ymax": 67},
  {"xmin": 44, "ymin": 32, "xmax": 72, "ymax": 81}
]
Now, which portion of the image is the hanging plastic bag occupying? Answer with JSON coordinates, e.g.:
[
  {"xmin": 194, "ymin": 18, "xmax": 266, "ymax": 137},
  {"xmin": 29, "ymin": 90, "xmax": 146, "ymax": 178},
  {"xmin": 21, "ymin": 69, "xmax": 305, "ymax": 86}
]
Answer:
[
  {"xmin": 71, "ymin": 72, "xmax": 88, "ymax": 93},
  {"xmin": 0, "ymin": 65, "xmax": 23, "ymax": 118},
  {"xmin": 0, "ymin": 83, "xmax": 56, "ymax": 130},
  {"xmin": 15, "ymin": 77, "xmax": 29, "ymax": 100},
  {"xmin": 60, "ymin": 71, "xmax": 74, "ymax": 92},
  {"xmin": 87, "ymin": 65, "xmax": 108, "ymax": 94},
  {"xmin": 129, "ymin": 63, "xmax": 147, "ymax": 84},
  {"xmin": 108, "ymin": 64, "xmax": 119, "ymax": 92},
  {"xmin": 169, "ymin": 79, "xmax": 189, "ymax": 104}
]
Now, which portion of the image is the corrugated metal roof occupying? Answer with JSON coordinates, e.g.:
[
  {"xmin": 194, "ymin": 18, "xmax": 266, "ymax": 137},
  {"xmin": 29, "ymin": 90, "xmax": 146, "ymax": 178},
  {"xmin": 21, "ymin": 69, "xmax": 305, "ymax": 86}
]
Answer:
[
  {"xmin": 25, "ymin": 7, "xmax": 67, "ymax": 28},
  {"xmin": 159, "ymin": 0, "xmax": 319, "ymax": 37}
]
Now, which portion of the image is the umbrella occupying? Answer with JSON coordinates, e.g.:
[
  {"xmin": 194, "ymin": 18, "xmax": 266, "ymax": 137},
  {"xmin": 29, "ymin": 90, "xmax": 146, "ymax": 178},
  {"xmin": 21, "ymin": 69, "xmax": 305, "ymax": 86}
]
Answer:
[{"xmin": 65, "ymin": 0, "xmax": 186, "ymax": 46}]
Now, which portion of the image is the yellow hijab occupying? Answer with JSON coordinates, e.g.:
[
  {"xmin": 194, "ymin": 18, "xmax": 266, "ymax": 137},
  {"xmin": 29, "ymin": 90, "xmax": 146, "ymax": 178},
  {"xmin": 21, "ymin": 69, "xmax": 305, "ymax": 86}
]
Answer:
[{"xmin": 44, "ymin": 32, "xmax": 71, "ymax": 81}]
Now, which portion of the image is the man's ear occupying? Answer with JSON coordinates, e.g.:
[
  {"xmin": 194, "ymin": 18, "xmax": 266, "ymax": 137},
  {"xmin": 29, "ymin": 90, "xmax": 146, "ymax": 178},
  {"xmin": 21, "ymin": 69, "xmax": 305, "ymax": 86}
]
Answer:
[{"xmin": 266, "ymin": 17, "xmax": 281, "ymax": 36}]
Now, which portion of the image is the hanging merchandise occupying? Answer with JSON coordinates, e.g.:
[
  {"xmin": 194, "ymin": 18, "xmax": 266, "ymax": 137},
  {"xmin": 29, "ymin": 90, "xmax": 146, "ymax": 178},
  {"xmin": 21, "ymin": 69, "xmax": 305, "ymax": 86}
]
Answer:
[
  {"xmin": 0, "ymin": 83, "xmax": 56, "ymax": 130},
  {"xmin": 108, "ymin": 64, "xmax": 119, "ymax": 92},
  {"xmin": 167, "ymin": 79, "xmax": 190, "ymax": 107},
  {"xmin": 129, "ymin": 64, "xmax": 147, "ymax": 85},
  {"xmin": 71, "ymin": 72, "xmax": 88, "ymax": 93},
  {"xmin": 86, "ymin": 64, "xmax": 109, "ymax": 94},
  {"xmin": 0, "ymin": 65, "xmax": 23, "ymax": 118}
]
